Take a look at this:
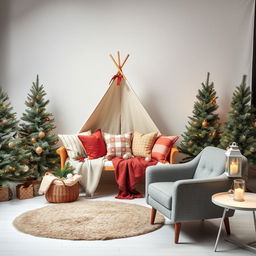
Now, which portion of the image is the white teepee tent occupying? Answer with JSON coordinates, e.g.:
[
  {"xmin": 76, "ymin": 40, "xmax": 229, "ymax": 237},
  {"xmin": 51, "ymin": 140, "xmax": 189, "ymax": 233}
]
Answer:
[{"xmin": 80, "ymin": 52, "xmax": 160, "ymax": 134}]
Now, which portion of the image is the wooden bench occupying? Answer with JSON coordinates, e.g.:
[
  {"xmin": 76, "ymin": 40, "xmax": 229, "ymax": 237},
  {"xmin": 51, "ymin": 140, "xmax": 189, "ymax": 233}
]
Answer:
[{"xmin": 56, "ymin": 146, "xmax": 179, "ymax": 171}]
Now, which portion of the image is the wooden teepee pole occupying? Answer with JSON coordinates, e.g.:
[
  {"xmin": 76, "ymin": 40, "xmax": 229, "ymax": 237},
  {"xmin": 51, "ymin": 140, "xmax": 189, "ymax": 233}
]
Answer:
[
  {"xmin": 109, "ymin": 51, "xmax": 130, "ymax": 75},
  {"xmin": 121, "ymin": 54, "xmax": 130, "ymax": 68},
  {"xmin": 117, "ymin": 51, "xmax": 121, "ymax": 67},
  {"xmin": 109, "ymin": 54, "xmax": 123, "ymax": 74}
]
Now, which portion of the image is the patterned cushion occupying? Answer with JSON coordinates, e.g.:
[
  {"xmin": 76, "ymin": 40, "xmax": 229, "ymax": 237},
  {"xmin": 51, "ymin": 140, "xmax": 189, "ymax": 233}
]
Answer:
[
  {"xmin": 132, "ymin": 131, "xmax": 158, "ymax": 158},
  {"xmin": 78, "ymin": 129, "xmax": 107, "ymax": 159},
  {"xmin": 104, "ymin": 132, "xmax": 132, "ymax": 157},
  {"xmin": 152, "ymin": 135, "xmax": 179, "ymax": 163},
  {"xmin": 58, "ymin": 131, "xmax": 91, "ymax": 159}
]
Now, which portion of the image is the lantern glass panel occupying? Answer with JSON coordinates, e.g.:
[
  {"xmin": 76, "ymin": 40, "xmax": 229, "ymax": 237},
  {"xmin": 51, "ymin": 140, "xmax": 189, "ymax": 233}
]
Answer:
[
  {"xmin": 225, "ymin": 142, "xmax": 243, "ymax": 178},
  {"xmin": 225, "ymin": 156, "xmax": 242, "ymax": 177}
]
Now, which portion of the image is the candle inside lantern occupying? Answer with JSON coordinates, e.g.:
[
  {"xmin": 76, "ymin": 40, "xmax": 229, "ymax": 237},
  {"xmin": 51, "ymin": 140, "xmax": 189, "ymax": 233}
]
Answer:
[
  {"xmin": 234, "ymin": 188, "xmax": 244, "ymax": 201},
  {"xmin": 230, "ymin": 160, "xmax": 238, "ymax": 175}
]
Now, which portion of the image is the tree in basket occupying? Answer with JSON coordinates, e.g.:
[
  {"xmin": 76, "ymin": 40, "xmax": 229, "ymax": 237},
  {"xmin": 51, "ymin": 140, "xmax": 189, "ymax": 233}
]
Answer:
[
  {"xmin": 178, "ymin": 72, "xmax": 220, "ymax": 161},
  {"xmin": 0, "ymin": 88, "xmax": 33, "ymax": 182},
  {"xmin": 219, "ymin": 75, "xmax": 256, "ymax": 164},
  {"xmin": 19, "ymin": 75, "xmax": 59, "ymax": 178}
]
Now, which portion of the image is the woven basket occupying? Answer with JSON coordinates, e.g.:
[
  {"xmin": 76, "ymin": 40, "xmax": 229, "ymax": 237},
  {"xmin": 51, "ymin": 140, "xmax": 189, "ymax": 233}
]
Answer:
[
  {"xmin": 0, "ymin": 186, "xmax": 12, "ymax": 202},
  {"xmin": 32, "ymin": 180, "xmax": 41, "ymax": 196},
  {"xmin": 45, "ymin": 178, "xmax": 79, "ymax": 203},
  {"xmin": 16, "ymin": 183, "xmax": 33, "ymax": 200}
]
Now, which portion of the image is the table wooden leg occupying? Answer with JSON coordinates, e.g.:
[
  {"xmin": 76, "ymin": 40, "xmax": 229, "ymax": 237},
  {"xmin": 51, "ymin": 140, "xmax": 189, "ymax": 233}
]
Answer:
[
  {"xmin": 174, "ymin": 223, "xmax": 181, "ymax": 244},
  {"xmin": 214, "ymin": 208, "xmax": 228, "ymax": 252}
]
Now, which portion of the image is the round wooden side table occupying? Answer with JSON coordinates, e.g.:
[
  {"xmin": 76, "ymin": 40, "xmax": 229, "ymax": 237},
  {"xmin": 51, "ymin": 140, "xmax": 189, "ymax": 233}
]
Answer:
[{"xmin": 212, "ymin": 192, "xmax": 256, "ymax": 253}]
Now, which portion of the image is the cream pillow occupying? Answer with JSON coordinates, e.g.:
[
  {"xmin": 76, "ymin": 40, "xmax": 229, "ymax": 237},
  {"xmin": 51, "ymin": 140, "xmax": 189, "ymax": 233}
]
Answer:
[
  {"xmin": 58, "ymin": 131, "xmax": 91, "ymax": 159},
  {"xmin": 132, "ymin": 131, "xmax": 158, "ymax": 157}
]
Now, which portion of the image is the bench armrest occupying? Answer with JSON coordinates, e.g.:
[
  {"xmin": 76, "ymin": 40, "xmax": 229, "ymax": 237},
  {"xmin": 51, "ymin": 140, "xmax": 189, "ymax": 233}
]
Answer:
[
  {"xmin": 170, "ymin": 147, "xmax": 179, "ymax": 164},
  {"xmin": 56, "ymin": 146, "xmax": 68, "ymax": 169}
]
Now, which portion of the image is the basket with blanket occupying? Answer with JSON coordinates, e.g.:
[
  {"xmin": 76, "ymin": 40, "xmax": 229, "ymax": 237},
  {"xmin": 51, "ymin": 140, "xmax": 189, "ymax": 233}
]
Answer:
[{"xmin": 39, "ymin": 164, "xmax": 82, "ymax": 203}]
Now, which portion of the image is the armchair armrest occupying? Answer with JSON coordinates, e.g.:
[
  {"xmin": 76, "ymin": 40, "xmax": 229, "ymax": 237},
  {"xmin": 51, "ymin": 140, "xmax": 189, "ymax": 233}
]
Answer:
[
  {"xmin": 56, "ymin": 146, "xmax": 68, "ymax": 170},
  {"xmin": 171, "ymin": 175, "xmax": 233, "ymax": 222},
  {"xmin": 145, "ymin": 152, "xmax": 202, "ymax": 202}
]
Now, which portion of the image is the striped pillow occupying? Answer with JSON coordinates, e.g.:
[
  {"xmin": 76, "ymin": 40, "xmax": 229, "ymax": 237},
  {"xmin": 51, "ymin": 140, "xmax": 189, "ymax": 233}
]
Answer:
[
  {"xmin": 132, "ymin": 131, "xmax": 158, "ymax": 158},
  {"xmin": 151, "ymin": 135, "xmax": 179, "ymax": 163},
  {"xmin": 104, "ymin": 132, "xmax": 132, "ymax": 157},
  {"xmin": 58, "ymin": 131, "xmax": 91, "ymax": 159}
]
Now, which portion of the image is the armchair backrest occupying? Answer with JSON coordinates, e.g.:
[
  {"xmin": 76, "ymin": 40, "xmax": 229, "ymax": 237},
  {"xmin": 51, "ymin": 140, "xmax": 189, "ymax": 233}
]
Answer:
[{"xmin": 193, "ymin": 146, "xmax": 226, "ymax": 179}]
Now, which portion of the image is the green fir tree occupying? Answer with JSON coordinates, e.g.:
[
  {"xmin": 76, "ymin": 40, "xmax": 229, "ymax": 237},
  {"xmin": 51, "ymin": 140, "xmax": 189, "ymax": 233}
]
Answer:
[
  {"xmin": 178, "ymin": 73, "xmax": 220, "ymax": 161},
  {"xmin": 219, "ymin": 75, "xmax": 256, "ymax": 164},
  {"xmin": 0, "ymin": 88, "xmax": 33, "ymax": 183},
  {"xmin": 19, "ymin": 76, "xmax": 59, "ymax": 178}
]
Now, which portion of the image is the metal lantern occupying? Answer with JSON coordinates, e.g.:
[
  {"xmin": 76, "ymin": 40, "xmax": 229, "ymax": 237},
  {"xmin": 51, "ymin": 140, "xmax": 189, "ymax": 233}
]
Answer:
[{"xmin": 225, "ymin": 142, "xmax": 243, "ymax": 177}]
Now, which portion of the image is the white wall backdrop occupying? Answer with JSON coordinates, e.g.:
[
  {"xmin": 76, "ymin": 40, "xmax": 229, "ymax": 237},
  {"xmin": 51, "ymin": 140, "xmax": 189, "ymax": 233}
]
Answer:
[{"xmin": 0, "ymin": 0, "xmax": 254, "ymax": 136}]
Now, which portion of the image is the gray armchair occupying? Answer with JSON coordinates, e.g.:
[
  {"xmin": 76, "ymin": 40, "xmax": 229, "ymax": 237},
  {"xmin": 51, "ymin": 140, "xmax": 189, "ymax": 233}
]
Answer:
[{"xmin": 146, "ymin": 146, "xmax": 248, "ymax": 243}]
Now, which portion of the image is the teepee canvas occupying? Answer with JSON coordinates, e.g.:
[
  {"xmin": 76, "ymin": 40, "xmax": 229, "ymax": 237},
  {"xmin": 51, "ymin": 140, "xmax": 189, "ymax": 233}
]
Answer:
[{"xmin": 80, "ymin": 52, "xmax": 160, "ymax": 134}]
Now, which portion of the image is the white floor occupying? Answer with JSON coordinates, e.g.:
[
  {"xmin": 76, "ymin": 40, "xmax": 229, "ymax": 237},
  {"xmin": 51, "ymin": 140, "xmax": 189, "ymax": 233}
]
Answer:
[{"xmin": 0, "ymin": 178, "xmax": 255, "ymax": 256}]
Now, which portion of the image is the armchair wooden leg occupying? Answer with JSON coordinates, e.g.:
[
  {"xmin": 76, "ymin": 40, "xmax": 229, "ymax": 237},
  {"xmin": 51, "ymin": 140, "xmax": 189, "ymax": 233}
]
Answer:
[
  {"xmin": 150, "ymin": 208, "xmax": 157, "ymax": 224},
  {"xmin": 174, "ymin": 223, "xmax": 181, "ymax": 244},
  {"xmin": 224, "ymin": 217, "xmax": 231, "ymax": 236}
]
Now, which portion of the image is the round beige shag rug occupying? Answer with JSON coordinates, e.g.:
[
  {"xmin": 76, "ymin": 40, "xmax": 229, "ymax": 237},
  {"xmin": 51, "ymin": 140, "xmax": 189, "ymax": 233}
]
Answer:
[{"xmin": 13, "ymin": 201, "xmax": 164, "ymax": 240}]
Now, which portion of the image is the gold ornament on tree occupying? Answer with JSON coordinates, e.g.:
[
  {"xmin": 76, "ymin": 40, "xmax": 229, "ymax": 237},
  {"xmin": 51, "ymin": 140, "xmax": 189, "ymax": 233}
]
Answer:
[
  {"xmin": 192, "ymin": 121, "xmax": 198, "ymax": 126},
  {"xmin": 29, "ymin": 100, "xmax": 34, "ymax": 105},
  {"xmin": 23, "ymin": 165, "xmax": 29, "ymax": 172},
  {"xmin": 211, "ymin": 98, "xmax": 216, "ymax": 105},
  {"xmin": 36, "ymin": 94, "xmax": 42, "ymax": 100},
  {"xmin": 202, "ymin": 120, "xmax": 209, "ymax": 127},
  {"xmin": 36, "ymin": 146, "xmax": 43, "ymax": 155},
  {"xmin": 8, "ymin": 141, "xmax": 15, "ymax": 148},
  {"xmin": 38, "ymin": 131, "xmax": 45, "ymax": 138},
  {"xmin": 31, "ymin": 137, "xmax": 37, "ymax": 143},
  {"xmin": 253, "ymin": 121, "xmax": 256, "ymax": 128},
  {"xmin": 2, "ymin": 119, "xmax": 8, "ymax": 125},
  {"xmin": 188, "ymin": 140, "xmax": 193, "ymax": 146}
]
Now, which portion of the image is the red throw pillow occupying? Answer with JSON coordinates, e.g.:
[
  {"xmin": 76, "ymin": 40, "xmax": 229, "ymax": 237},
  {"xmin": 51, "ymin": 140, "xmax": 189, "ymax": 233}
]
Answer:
[
  {"xmin": 151, "ymin": 135, "xmax": 179, "ymax": 163},
  {"xmin": 78, "ymin": 129, "xmax": 107, "ymax": 159}
]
